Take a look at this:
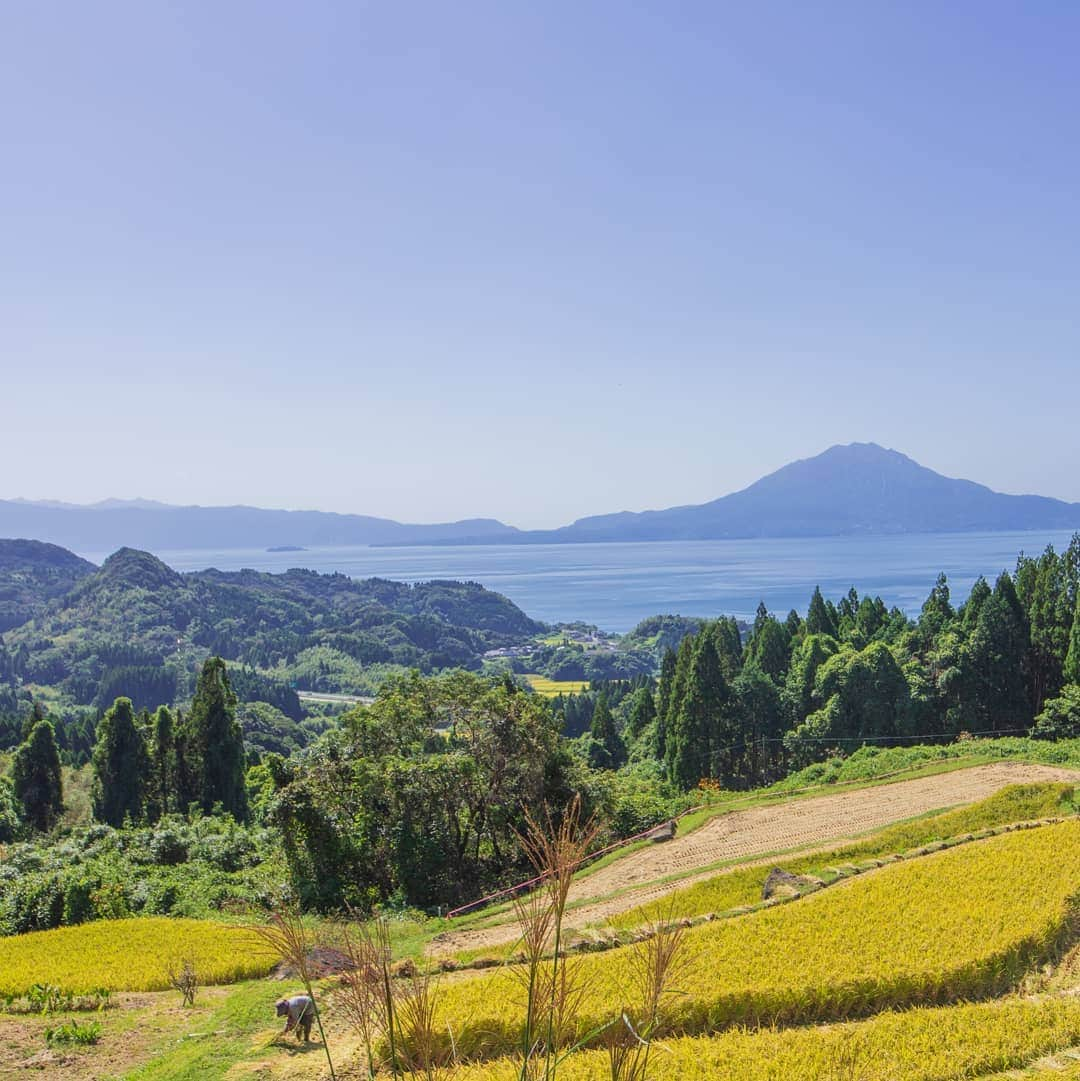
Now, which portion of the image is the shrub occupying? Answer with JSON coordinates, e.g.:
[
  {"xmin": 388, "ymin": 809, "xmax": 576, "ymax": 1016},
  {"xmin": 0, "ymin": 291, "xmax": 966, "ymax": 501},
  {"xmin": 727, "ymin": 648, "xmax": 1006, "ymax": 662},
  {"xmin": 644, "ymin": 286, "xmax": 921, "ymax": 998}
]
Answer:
[{"xmin": 45, "ymin": 1019, "xmax": 102, "ymax": 1046}]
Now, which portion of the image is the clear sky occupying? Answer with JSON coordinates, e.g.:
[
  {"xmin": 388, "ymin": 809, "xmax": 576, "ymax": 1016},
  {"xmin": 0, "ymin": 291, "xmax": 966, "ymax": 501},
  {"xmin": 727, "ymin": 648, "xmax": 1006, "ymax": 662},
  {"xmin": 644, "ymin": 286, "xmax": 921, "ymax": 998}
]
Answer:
[{"xmin": 3, "ymin": 2, "xmax": 1079, "ymax": 528}]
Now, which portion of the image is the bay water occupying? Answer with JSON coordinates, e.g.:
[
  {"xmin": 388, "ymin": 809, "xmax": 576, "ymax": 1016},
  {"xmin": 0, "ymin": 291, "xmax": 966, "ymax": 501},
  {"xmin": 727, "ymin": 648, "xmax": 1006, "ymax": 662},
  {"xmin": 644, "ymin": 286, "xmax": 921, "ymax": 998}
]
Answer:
[{"xmin": 83, "ymin": 530, "xmax": 1079, "ymax": 633}]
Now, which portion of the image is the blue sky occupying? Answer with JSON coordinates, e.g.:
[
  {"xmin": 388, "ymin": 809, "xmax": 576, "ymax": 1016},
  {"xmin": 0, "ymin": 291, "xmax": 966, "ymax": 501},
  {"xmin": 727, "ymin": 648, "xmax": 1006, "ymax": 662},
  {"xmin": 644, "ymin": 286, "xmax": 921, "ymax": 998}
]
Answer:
[{"xmin": 3, "ymin": 2, "xmax": 1079, "ymax": 528}]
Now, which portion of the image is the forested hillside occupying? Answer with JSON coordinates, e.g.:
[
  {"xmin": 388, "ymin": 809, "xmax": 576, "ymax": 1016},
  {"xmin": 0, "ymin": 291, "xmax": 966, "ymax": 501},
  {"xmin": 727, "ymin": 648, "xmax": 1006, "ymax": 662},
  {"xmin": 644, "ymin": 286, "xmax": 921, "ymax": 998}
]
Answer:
[
  {"xmin": 0, "ymin": 539, "xmax": 94, "ymax": 632},
  {"xmin": 0, "ymin": 545, "xmax": 544, "ymax": 711},
  {"xmin": 557, "ymin": 536, "xmax": 1080, "ymax": 791}
]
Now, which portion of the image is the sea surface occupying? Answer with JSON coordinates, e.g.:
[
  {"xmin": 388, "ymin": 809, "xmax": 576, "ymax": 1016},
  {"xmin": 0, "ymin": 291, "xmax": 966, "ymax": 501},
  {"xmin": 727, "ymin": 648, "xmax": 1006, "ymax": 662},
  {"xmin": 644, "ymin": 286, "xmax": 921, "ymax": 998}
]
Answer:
[{"xmin": 83, "ymin": 531, "xmax": 1079, "ymax": 634}]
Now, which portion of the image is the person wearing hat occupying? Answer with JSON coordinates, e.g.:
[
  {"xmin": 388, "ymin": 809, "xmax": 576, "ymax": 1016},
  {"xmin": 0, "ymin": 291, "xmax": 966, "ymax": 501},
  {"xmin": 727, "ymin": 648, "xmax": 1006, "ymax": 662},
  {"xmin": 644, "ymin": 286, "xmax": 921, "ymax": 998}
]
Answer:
[{"xmin": 275, "ymin": 993, "xmax": 315, "ymax": 1042}]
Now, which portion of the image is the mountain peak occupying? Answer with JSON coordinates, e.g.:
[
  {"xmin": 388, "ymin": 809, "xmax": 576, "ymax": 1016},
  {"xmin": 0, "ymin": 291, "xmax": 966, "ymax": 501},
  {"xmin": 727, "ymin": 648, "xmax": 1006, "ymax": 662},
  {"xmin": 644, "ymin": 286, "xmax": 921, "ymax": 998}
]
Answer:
[
  {"xmin": 98, "ymin": 547, "xmax": 183, "ymax": 590},
  {"xmin": 542, "ymin": 444, "xmax": 1080, "ymax": 542},
  {"xmin": 790, "ymin": 442, "xmax": 916, "ymax": 469}
]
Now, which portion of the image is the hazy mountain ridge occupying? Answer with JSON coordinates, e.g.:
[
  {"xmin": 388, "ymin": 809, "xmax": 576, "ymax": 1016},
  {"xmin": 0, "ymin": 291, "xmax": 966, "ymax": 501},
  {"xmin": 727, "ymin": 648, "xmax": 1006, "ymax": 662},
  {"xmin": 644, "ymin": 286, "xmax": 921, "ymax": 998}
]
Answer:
[
  {"xmin": 0, "ymin": 500, "xmax": 520, "ymax": 553},
  {"xmin": 5, "ymin": 444, "xmax": 1080, "ymax": 551},
  {"xmin": 434, "ymin": 444, "xmax": 1080, "ymax": 544}
]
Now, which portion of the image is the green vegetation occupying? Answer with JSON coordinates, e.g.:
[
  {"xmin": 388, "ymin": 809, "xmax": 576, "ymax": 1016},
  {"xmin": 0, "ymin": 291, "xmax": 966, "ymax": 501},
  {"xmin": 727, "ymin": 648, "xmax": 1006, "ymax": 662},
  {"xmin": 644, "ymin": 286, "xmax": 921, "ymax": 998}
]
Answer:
[
  {"xmin": 45, "ymin": 1017, "xmax": 102, "ymax": 1045},
  {"xmin": 1, "ymin": 545, "xmax": 543, "ymax": 717},
  {"xmin": 11, "ymin": 719, "xmax": 63, "ymax": 832},
  {"xmin": 122, "ymin": 979, "xmax": 286, "ymax": 1081},
  {"xmin": 268, "ymin": 669, "xmax": 601, "ymax": 912},
  {"xmin": 774, "ymin": 736, "xmax": 1080, "ymax": 791},
  {"xmin": 0, "ymin": 810, "xmax": 284, "ymax": 935},
  {"xmin": 0, "ymin": 538, "xmax": 94, "ymax": 633},
  {"xmin": 551, "ymin": 537, "xmax": 1080, "ymax": 793}
]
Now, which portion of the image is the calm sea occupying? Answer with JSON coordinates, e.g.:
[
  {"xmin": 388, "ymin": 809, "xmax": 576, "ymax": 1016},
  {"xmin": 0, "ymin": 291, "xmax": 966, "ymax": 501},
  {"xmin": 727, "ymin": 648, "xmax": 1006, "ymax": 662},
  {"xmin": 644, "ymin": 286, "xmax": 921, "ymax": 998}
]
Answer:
[{"xmin": 83, "ymin": 531, "xmax": 1078, "ymax": 634}]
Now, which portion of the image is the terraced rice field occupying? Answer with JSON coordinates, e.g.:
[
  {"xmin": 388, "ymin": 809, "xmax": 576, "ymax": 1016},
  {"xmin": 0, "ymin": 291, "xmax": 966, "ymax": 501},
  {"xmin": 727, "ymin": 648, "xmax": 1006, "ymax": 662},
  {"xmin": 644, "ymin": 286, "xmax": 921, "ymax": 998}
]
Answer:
[
  {"xmin": 451, "ymin": 997, "xmax": 1080, "ymax": 1081},
  {"xmin": 0, "ymin": 917, "xmax": 277, "ymax": 996},
  {"xmin": 613, "ymin": 780, "xmax": 1076, "ymax": 927},
  {"xmin": 523, "ymin": 674, "xmax": 590, "ymax": 697},
  {"xmin": 432, "ymin": 820, "xmax": 1080, "ymax": 1060}
]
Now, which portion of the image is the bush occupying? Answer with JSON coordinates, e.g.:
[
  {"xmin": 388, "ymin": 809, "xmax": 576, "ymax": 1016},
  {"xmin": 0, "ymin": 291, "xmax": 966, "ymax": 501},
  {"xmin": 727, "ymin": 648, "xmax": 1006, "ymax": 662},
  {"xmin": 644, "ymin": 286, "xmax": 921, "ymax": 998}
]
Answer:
[
  {"xmin": 0, "ymin": 816, "xmax": 282, "ymax": 934},
  {"xmin": 61, "ymin": 875, "xmax": 98, "ymax": 926},
  {"xmin": 146, "ymin": 824, "xmax": 189, "ymax": 866},
  {"xmin": 45, "ymin": 1019, "xmax": 102, "ymax": 1045},
  {"xmin": 1032, "ymin": 684, "xmax": 1080, "ymax": 740}
]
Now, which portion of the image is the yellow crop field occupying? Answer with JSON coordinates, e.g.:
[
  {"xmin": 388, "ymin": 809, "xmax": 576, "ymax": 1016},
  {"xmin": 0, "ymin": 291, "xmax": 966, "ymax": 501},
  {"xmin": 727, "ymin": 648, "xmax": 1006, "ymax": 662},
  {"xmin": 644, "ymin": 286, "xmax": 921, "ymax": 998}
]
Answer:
[
  {"xmin": 0, "ymin": 917, "xmax": 277, "ymax": 996},
  {"xmin": 614, "ymin": 782, "xmax": 1076, "ymax": 928},
  {"xmin": 434, "ymin": 820, "xmax": 1080, "ymax": 1059},
  {"xmin": 524, "ymin": 674, "xmax": 589, "ymax": 697},
  {"xmin": 452, "ymin": 996, "xmax": 1080, "ymax": 1081}
]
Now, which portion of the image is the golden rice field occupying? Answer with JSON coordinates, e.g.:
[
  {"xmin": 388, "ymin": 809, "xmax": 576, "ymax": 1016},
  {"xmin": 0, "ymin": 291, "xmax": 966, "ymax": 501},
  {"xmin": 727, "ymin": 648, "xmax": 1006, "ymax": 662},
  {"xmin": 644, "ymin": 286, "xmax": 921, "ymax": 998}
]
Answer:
[
  {"xmin": 613, "ymin": 782, "xmax": 1076, "ymax": 928},
  {"xmin": 0, "ymin": 917, "xmax": 277, "ymax": 996},
  {"xmin": 451, "ymin": 996, "xmax": 1080, "ymax": 1081},
  {"xmin": 524, "ymin": 674, "xmax": 590, "ymax": 697},
  {"xmin": 434, "ymin": 820, "xmax": 1080, "ymax": 1060}
]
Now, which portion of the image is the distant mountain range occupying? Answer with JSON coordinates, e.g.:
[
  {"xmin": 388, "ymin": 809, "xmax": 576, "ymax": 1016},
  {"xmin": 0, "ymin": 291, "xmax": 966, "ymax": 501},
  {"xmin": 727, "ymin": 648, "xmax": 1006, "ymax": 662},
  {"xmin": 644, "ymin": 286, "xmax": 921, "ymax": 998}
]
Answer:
[
  {"xmin": 4, "ymin": 444, "xmax": 1080, "ymax": 552},
  {"xmin": 0, "ymin": 498, "xmax": 521, "ymax": 552}
]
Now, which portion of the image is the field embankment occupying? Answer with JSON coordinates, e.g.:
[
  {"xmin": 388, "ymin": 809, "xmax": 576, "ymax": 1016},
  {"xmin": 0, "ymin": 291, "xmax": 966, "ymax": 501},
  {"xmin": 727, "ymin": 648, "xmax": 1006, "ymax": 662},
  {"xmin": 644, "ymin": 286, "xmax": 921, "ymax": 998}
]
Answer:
[{"xmin": 433, "ymin": 761, "xmax": 1080, "ymax": 954}]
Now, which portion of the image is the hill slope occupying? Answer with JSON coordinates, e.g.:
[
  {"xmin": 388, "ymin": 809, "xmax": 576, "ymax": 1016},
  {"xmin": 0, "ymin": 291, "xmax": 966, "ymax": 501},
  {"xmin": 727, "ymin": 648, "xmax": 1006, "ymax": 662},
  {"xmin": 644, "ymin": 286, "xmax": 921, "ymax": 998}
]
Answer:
[
  {"xmin": 0, "ymin": 539, "xmax": 95, "ymax": 632},
  {"xmin": 3, "ymin": 545, "xmax": 543, "ymax": 705}
]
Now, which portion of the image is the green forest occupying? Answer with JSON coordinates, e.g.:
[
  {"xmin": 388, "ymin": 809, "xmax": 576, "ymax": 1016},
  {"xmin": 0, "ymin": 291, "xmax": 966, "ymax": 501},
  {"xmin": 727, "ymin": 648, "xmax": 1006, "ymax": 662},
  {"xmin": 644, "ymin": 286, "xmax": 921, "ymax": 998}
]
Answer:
[{"xmin": 3, "ymin": 537, "xmax": 1080, "ymax": 937}]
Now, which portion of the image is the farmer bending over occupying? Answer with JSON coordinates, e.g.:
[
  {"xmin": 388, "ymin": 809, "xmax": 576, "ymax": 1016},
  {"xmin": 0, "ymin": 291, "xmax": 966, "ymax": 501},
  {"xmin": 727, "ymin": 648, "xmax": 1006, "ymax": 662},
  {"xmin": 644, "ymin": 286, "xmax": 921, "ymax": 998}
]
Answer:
[{"xmin": 275, "ymin": 994, "xmax": 314, "ymax": 1042}]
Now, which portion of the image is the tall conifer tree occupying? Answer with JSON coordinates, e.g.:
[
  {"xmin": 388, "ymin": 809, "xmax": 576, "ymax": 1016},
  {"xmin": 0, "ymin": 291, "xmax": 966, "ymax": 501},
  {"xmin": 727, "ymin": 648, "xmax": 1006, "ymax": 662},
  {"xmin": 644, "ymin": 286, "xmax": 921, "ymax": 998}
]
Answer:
[
  {"xmin": 92, "ymin": 697, "xmax": 150, "ymax": 826},
  {"xmin": 12, "ymin": 720, "xmax": 63, "ymax": 832},
  {"xmin": 959, "ymin": 573, "xmax": 1031, "ymax": 733},
  {"xmin": 625, "ymin": 686, "xmax": 657, "ymax": 741},
  {"xmin": 665, "ymin": 628, "xmax": 728, "ymax": 789},
  {"xmin": 805, "ymin": 586, "xmax": 838, "ymax": 638},
  {"xmin": 148, "ymin": 705, "xmax": 175, "ymax": 821},
  {"xmin": 1064, "ymin": 591, "xmax": 1080, "ymax": 686},
  {"xmin": 588, "ymin": 691, "xmax": 625, "ymax": 770},
  {"xmin": 712, "ymin": 618, "xmax": 744, "ymax": 681},
  {"xmin": 656, "ymin": 648, "xmax": 677, "ymax": 723},
  {"xmin": 962, "ymin": 576, "xmax": 992, "ymax": 630},
  {"xmin": 185, "ymin": 658, "xmax": 248, "ymax": 821}
]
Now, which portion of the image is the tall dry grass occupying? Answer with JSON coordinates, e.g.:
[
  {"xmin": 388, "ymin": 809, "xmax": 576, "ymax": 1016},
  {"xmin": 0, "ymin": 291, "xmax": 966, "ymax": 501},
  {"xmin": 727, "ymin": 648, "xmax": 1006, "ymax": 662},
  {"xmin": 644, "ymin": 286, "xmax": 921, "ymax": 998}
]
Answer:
[
  {"xmin": 511, "ymin": 795, "xmax": 601, "ymax": 1081},
  {"xmin": 248, "ymin": 905, "xmax": 337, "ymax": 1080}
]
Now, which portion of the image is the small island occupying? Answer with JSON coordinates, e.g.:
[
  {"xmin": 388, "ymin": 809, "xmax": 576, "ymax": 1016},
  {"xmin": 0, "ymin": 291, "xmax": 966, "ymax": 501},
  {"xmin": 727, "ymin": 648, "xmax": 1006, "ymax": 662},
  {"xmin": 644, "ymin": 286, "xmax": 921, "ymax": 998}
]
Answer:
[{"xmin": 266, "ymin": 545, "xmax": 307, "ymax": 553}]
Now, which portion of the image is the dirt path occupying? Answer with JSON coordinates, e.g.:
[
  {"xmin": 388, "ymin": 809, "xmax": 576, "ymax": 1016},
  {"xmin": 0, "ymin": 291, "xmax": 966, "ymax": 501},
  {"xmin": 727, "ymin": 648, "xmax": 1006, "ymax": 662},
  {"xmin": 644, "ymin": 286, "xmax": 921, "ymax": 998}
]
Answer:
[{"xmin": 429, "ymin": 761, "xmax": 1079, "ymax": 956}]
